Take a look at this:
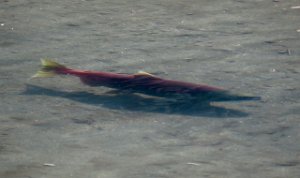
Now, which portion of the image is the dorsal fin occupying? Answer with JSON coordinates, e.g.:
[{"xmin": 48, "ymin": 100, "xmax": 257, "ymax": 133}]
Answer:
[{"xmin": 134, "ymin": 71, "xmax": 155, "ymax": 77}]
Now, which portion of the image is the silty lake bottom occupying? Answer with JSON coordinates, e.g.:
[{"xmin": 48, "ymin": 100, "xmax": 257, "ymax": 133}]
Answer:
[{"xmin": 0, "ymin": 0, "xmax": 300, "ymax": 178}]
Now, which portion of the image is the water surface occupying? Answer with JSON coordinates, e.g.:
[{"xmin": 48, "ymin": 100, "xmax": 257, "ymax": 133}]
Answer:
[{"xmin": 1, "ymin": 0, "xmax": 300, "ymax": 177}]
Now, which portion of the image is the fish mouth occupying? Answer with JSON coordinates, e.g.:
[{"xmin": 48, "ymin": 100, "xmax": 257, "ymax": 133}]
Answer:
[{"xmin": 219, "ymin": 91, "xmax": 261, "ymax": 101}]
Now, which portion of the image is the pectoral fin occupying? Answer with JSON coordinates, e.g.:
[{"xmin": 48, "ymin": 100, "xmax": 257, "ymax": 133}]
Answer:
[{"xmin": 104, "ymin": 89, "xmax": 134, "ymax": 95}]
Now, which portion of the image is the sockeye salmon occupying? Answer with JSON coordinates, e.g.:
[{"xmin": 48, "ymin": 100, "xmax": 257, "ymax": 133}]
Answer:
[{"xmin": 32, "ymin": 59, "xmax": 260, "ymax": 102}]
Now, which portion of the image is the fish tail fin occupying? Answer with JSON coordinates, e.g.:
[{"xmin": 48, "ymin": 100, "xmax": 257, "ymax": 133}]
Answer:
[{"xmin": 32, "ymin": 58, "xmax": 67, "ymax": 78}]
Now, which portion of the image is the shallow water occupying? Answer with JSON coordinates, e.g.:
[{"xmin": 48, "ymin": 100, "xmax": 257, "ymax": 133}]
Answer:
[{"xmin": 1, "ymin": 0, "xmax": 300, "ymax": 177}]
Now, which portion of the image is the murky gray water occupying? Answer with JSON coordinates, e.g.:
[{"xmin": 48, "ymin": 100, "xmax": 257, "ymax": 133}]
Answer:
[{"xmin": 1, "ymin": 0, "xmax": 300, "ymax": 177}]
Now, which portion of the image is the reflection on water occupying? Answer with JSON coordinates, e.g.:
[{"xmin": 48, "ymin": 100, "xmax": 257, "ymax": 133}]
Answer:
[{"xmin": 23, "ymin": 84, "xmax": 248, "ymax": 117}]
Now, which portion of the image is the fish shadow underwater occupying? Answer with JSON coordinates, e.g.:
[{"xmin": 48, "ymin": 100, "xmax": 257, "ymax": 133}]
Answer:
[{"xmin": 23, "ymin": 84, "xmax": 254, "ymax": 118}]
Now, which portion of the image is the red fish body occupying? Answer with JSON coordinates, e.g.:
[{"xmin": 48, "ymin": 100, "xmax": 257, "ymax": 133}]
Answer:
[{"xmin": 33, "ymin": 59, "xmax": 260, "ymax": 101}]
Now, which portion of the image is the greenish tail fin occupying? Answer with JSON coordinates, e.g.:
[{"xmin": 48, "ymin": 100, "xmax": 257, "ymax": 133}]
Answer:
[{"xmin": 32, "ymin": 58, "xmax": 66, "ymax": 78}]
